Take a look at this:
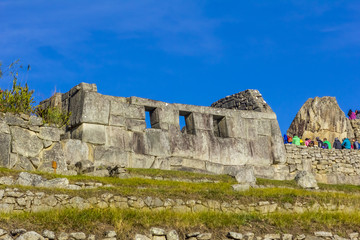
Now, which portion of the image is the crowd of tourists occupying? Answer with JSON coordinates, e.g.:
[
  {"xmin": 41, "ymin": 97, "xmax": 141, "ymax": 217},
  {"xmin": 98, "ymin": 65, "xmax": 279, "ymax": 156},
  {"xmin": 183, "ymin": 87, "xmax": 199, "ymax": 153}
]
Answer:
[
  {"xmin": 283, "ymin": 135, "xmax": 359, "ymax": 150},
  {"xmin": 348, "ymin": 109, "xmax": 360, "ymax": 120}
]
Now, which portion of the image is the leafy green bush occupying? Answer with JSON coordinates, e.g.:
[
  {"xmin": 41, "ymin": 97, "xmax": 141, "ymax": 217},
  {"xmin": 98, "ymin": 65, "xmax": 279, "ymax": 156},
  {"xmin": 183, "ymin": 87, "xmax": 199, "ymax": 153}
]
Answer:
[{"xmin": 36, "ymin": 106, "xmax": 71, "ymax": 128}]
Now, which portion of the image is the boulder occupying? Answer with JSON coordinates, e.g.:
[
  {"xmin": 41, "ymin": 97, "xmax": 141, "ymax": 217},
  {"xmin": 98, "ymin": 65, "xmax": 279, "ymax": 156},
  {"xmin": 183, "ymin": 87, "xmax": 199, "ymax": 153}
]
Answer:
[
  {"xmin": 295, "ymin": 171, "xmax": 319, "ymax": 189},
  {"xmin": 235, "ymin": 165, "xmax": 256, "ymax": 186},
  {"xmin": 15, "ymin": 231, "xmax": 44, "ymax": 240},
  {"xmin": 287, "ymin": 96, "xmax": 354, "ymax": 144},
  {"xmin": 16, "ymin": 172, "xmax": 43, "ymax": 186}
]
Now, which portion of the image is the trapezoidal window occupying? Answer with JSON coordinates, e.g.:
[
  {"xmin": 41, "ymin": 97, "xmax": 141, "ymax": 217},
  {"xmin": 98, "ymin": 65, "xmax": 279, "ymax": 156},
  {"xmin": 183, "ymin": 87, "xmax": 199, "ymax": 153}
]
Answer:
[
  {"xmin": 145, "ymin": 107, "xmax": 160, "ymax": 129},
  {"xmin": 213, "ymin": 115, "xmax": 228, "ymax": 138},
  {"xmin": 179, "ymin": 111, "xmax": 195, "ymax": 135}
]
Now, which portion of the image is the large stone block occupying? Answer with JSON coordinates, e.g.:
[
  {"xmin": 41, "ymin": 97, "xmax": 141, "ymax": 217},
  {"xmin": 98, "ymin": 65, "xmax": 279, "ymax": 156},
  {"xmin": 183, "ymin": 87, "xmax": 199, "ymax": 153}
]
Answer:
[
  {"xmin": 129, "ymin": 153, "xmax": 155, "ymax": 168},
  {"xmin": 193, "ymin": 113, "xmax": 212, "ymax": 131},
  {"xmin": 0, "ymin": 121, "xmax": 10, "ymax": 134},
  {"xmin": 62, "ymin": 139, "xmax": 90, "ymax": 164},
  {"xmin": 94, "ymin": 146, "xmax": 128, "ymax": 167},
  {"xmin": 126, "ymin": 119, "xmax": 146, "ymax": 132},
  {"xmin": 0, "ymin": 133, "xmax": 11, "ymax": 167},
  {"xmin": 71, "ymin": 123, "xmax": 106, "ymax": 145},
  {"xmin": 145, "ymin": 129, "xmax": 170, "ymax": 157},
  {"xmin": 270, "ymin": 120, "xmax": 287, "ymax": 164},
  {"xmin": 11, "ymin": 127, "xmax": 43, "ymax": 157},
  {"xmin": 110, "ymin": 98, "xmax": 145, "ymax": 119},
  {"xmin": 38, "ymin": 127, "xmax": 63, "ymax": 141},
  {"xmin": 80, "ymin": 92, "xmax": 110, "ymax": 125},
  {"xmin": 105, "ymin": 126, "xmax": 133, "ymax": 150},
  {"xmin": 39, "ymin": 142, "xmax": 67, "ymax": 172}
]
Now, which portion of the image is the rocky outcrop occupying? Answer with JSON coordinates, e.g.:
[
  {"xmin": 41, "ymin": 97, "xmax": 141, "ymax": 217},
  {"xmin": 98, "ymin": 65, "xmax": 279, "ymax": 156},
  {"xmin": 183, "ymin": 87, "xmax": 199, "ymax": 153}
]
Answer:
[{"xmin": 287, "ymin": 97, "xmax": 354, "ymax": 143}]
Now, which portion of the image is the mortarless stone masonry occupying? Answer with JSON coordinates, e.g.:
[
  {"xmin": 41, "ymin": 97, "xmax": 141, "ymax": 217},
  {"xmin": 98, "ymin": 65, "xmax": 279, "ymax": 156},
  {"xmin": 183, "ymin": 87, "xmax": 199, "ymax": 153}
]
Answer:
[
  {"xmin": 39, "ymin": 83, "xmax": 286, "ymax": 176},
  {"xmin": 0, "ymin": 83, "xmax": 360, "ymax": 185}
]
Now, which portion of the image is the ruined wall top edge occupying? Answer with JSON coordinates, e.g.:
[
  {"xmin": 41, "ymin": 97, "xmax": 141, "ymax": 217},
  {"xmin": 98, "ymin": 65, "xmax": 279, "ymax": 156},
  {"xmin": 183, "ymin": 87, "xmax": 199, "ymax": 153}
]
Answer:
[{"xmin": 42, "ymin": 82, "xmax": 277, "ymax": 117}]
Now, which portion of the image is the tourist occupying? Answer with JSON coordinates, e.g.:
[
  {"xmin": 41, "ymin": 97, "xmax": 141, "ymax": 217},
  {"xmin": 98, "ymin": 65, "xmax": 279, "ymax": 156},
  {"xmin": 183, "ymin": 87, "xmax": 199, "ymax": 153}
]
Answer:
[
  {"xmin": 323, "ymin": 138, "xmax": 331, "ymax": 149},
  {"xmin": 300, "ymin": 138, "xmax": 305, "ymax": 146},
  {"xmin": 353, "ymin": 139, "xmax": 359, "ymax": 150},
  {"xmin": 292, "ymin": 135, "xmax": 301, "ymax": 146},
  {"xmin": 316, "ymin": 137, "xmax": 324, "ymax": 148},
  {"xmin": 305, "ymin": 138, "xmax": 312, "ymax": 146},
  {"xmin": 333, "ymin": 138, "xmax": 342, "ymax": 149},
  {"xmin": 283, "ymin": 134, "xmax": 289, "ymax": 144},
  {"xmin": 308, "ymin": 141, "xmax": 315, "ymax": 147},
  {"xmin": 342, "ymin": 138, "xmax": 351, "ymax": 149},
  {"xmin": 349, "ymin": 109, "xmax": 356, "ymax": 120},
  {"xmin": 356, "ymin": 110, "xmax": 360, "ymax": 119}
]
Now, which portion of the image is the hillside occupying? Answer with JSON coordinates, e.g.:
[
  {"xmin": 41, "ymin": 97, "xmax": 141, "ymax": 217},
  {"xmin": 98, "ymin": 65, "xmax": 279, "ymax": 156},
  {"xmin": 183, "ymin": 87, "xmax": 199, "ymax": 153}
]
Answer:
[{"xmin": 0, "ymin": 168, "xmax": 359, "ymax": 239}]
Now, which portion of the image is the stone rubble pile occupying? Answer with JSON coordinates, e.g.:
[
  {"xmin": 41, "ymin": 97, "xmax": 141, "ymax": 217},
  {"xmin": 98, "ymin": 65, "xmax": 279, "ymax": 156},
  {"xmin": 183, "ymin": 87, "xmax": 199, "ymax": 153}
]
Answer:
[{"xmin": 0, "ymin": 228, "xmax": 358, "ymax": 240}]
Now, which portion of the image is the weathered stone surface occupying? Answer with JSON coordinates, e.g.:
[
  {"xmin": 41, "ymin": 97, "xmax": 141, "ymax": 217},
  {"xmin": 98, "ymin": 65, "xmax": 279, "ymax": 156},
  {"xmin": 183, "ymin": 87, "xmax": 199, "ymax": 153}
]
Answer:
[
  {"xmin": 42, "ymin": 230, "xmax": 55, "ymax": 240},
  {"xmin": 94, "ymin": 146, "xmax": 128, "ymax": 167},
  {"xmin": 81, "ymin": 92, "xmax": 110, "ymax": 125},
  {"xmin": 314, "ymin": 232, "xmax": 332, "ymax": 238},
  {"xmin": 38, "ymin": 142, "xmax": 67, "ymax": 173},
  {"xmin": 37, "ymin": 178, "xmax": 69, "ymax": 188},
  {"xmin": 150, "ymin": 228, "xmax": 166, "ymax": 236},
  {"xmin": 104, "ymin": 231, "xmax": 116, "ymax": 238},
  {"xmin": 0, "ymin": 133, "xmax": 11, "ymax": 167},
  {"xmin": 11, "ymin": 127, "xmax": 43, "ymax": 158},
  {"xmin": 69, "ymin": 232, "xmax": 86, "ymax": 240},
  {"xmin": 38, "ymin": 127, "xmax": 63, "ymax": 141},
  {"xmin": 16, "ymin": 172, "xmax": 43, "ymax": 186},
  {"xmin": 62, "ymin": 139, "xmax": 90, "ymax": 165},
  {"xmin": 166, "ymin": 230, "xmax": 179, "ymax": 240},
  {"xmin": 16, "ymin": 231, "xmax": 45, "ymax": 240},
  {"xmin": 134, "ymin": 234, "xmax": 150, "ymax": 240},
  {"xmin": 29, "ymin": 116, "xmax": 43, "ymax": 126},
  {"xmin": 196, "ymin": 233, "xmax": 212, "ymax": 240},
  {"xmin": 295, "ymin": 171, "xmax": 319, "ymax": 189},
  {"xmin": 0, "ymin": 122, "xmax": 10, "ymax": 134},
  {"xmin": 0, "ymin": 176, "xmax": 13, "ymax": 185},
  {"xmin": 72, "ymin": 123, "xmax": 106, "ymax": 145},
  {"xmin": 235, "ymin": 166, "xmax": 256, "ymax": 186},
  {"xmin": 13, "ymin": 156, "xmax": 35, "ymax": 171},
  {"xmin": 211, "ymin": 89, "xmax": 273, "ymax": 113},
  {"xmin": 227, "ymin": 232, "xmax": 243, "ymax": 239},
  {"xmin": 287, "ymin": 97, "xmax": 354, "ymax": 143}
]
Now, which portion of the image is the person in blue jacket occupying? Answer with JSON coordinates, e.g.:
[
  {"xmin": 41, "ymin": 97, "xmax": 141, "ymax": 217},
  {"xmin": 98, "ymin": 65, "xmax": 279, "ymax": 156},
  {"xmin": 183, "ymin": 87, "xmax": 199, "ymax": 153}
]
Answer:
[{"xmin": 342, "ymin": 138, "xmax": 351, "ymax": 149}]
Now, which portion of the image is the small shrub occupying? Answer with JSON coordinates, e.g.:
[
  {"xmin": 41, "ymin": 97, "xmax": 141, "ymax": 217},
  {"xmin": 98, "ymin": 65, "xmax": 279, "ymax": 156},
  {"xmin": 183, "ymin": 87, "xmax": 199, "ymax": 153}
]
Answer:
[
  {"xmin": 36, "ymin": 106, "xmax": 71, "ymax": 128},
  {"xmin": 0, "ymin": 79, "xmax": 35, "ymax": 114},
  {"xmin": 0, "ymin": 60, "xmax": 35, "ymax": 114}
]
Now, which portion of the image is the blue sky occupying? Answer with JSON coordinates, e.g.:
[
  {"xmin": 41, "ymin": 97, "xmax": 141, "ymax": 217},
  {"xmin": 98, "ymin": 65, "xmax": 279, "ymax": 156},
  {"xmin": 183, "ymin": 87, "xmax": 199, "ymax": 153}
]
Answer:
[{"xmin": 1, "ymin": 0, "xmax": 360, "ymax": 133}]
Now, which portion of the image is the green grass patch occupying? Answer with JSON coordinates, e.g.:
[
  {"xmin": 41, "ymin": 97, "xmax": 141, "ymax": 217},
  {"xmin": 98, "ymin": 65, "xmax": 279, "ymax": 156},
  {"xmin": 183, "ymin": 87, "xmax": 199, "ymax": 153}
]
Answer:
[{"xmin": 0, "ymin": 209, "xmax": 359, "ymax": 238}]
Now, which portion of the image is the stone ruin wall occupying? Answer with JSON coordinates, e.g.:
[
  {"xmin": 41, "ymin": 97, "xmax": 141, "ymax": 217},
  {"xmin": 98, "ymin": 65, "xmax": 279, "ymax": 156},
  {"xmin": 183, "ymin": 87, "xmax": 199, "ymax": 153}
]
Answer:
[
  {"xmin": 2, "ymin": 83, "xmax": 360, "ymax": 185},
  {"xmin": 39, "ymin": 83, "xmax": 286, "ymax": 176},
  {"xmin": 276, "ymin": 144, "xmax": 360, "ymax": 185}
]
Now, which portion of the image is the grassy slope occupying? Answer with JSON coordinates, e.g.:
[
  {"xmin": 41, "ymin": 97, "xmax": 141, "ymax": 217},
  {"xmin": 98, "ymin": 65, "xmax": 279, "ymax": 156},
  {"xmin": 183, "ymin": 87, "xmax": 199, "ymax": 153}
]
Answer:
[{"xmin": 1, "ymin": 167, "xmax": 360, "ymax": 237}]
